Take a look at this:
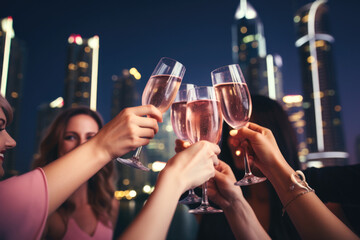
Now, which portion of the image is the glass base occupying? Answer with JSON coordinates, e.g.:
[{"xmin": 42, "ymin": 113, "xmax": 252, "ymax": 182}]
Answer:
[
  {"xmin": 188, "ymin": 204, "xmax": 223, "ymax": 214},
  {"xmin": 234, "ymin": 173, "xmax": 267, "ymax": 186},
  {"xmin": 179, "ymin": 193, "xmax": 201, "ymax": 205},
  {"xmin": 115, "ymin": 156, "xmax": 150, "ymax": 171}
]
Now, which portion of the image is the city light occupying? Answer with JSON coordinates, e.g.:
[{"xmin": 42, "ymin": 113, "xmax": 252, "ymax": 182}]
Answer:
[
  {"xmin": 114, "ymin": 189, "xmax": 138, "ymax": 200},
  {"xmin": 89, "ymin": 35, "xmax": 99, "ymax": 111},
  {"xmin": 1, "ymin": 17, "xmax": 14, "ymax": 97},
  {"xmin": 282, "ymin": 95, "xmax": 303, "ymax": 104},
  {"xmin": 49, "ymin": 97, "xmax": 64, "ymax": 108},
  {"xmin": 152, "ymin": 161, "xmax": 166, "ymax": 172},
  {"xmin": 229, "ymin": 129, "xmax": 238, "ymax": 137},
  {"xmin": 143, "ymin": 185, "xmax": 152, "ymax": 194},
  {"xmin": 129, "ymin": 67, "xmax": 141, "ymax": 80}
]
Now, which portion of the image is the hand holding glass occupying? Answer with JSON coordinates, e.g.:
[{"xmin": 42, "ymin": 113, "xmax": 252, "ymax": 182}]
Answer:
[
  {"xmin": 170, "ymin": 84, "xmax": 201, "ymax": 204},
  {"xmin": 186, "ymin": 86, "xmax": 223, "ymax": 214},
  {"xmin": 116, "ymin": 57, "xmax": 185, "ymax": 171},
  {"xmin": 211, "ymin": 64, "xmax": 266, "ymax": 186}
]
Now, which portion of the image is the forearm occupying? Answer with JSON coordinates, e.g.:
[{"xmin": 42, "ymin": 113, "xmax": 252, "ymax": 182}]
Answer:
[
  {"xmin": 119, "ymin": 169, "xmax": 184, "ymax": 240},
  {"xmin": 223, "ymin": 195, "xmax": 270, "ymax": 240},
  {"xmin": 264, "ymin": 159, "xmax": 358, "ymax": 240},
  {"xmin": 43, "ymin": 138, "xmax": 109, "ymax": 214}
]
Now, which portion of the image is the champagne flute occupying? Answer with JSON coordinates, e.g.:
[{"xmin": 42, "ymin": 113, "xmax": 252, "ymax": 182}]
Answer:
[
  {"xmin": 116, "ymin": 57, "xmax": 185, "ymax": 171},
  {"xmin": 186, "ymin": 86, "xmax": 223, "ymax": 214},
  {"xmin": 211, "ymin": 64, "xmax": 266, "ymax": 186},
  {"xmin": 170, "ymin": 83, "xmax": 201, "ymax": 204}
]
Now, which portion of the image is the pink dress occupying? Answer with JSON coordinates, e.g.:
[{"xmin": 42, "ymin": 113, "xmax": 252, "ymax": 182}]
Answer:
[
  {"xmin": 0, "ymin": 168, "xmax": 48, "ymax": 240},
  {"xmin": 62, "ymin": 218, "xmax": 113, "ymax": 240}
]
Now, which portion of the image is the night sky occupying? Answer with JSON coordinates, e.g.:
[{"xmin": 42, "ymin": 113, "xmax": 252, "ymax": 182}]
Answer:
[{"xmin": 2, "ymin": 0, "xmax": 360, "ymax": 173}]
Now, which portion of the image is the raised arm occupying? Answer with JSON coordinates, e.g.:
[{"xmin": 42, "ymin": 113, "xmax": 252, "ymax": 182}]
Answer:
[
  {"xmin": 236, "ymin": 122, "xmax": 359, "ymax": 240},
  {"xmin": 207, "ymin": 160, "xmax": 270, "ymax": 240},
  {"xmin": 43, "ymin": 105, "xmax": 162, "ymax": 214},
  {"xmin": 119, "ymin": 141, "xmax": 220, "ymax": 240}
]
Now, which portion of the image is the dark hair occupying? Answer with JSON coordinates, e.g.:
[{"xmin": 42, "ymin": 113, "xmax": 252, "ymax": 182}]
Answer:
[
  {"xmin": 32, "ymin": 106, "xmax": 115, "ymax": 226},
  {"xmin": 214, "ymin": 95, "xmax": 301, "ymax": 239},
  {"xmin": 219, "ymin": 94, "xmax": 300, "ymax": 177},
  {"xmin": 0, "ymin": 94, "xmax": 13, "ymax": 125}
]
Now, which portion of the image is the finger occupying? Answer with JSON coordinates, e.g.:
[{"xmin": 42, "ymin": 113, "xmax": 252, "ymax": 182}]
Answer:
[
  {"xmin": 246, "ymin": 122, "xmax": 267, "ymax": 133},
  {"xmin": 137, "ymin": 128, "xmax": 156, "ymax": 139},
  {"xmin": 132, "ymin": 105, "xmax": 163, "ymax": 122},
  {"xmin": 134, "ymin": 116, "xmax": 159, "ymax": 134}
]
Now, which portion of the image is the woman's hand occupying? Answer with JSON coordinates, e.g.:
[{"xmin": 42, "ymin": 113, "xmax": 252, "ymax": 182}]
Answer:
[
  {"xmin": 236, "ymin": 122, "xmax": 287, "ymax": 175},
  {"xmin": 93, "ymin": 105, "xmax": 162, "ymax": 160},
  {"xmin": 161, "ymin": 141, "xmax": 220, "ymax": 193},
  {"xmin": 207, "ymin": 160, "xmax": 245, "ymax": 210}
]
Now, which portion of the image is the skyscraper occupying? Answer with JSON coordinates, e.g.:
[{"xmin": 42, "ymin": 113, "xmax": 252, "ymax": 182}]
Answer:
[
  {"xmin": 110, "ymin": 68, "xmax": 147, "ymax": 193},
  {"xmin": 34, "ymin": 97, "xmax": 63, "ymax": 157},
  {"xmin": 111, "ymin": 68, "xmax": 140, "ymax": 119},
  {"xmin": 63, "ymin": 34, "xmax": 99, "ymax": 110},
  {"xmin": 282, "ymin": 95, "xmax": 308, "ymax": 168},
  {"xmin": 0, "ymin": 16, "xmax": 26, "ymax": 176},
  {"xmin": 232, "ymin": 0, "xmax": 284, "ymax": 100},
  {"xmin": 294, "ymin": 0, "xmax": 348, "ymax": 166}
]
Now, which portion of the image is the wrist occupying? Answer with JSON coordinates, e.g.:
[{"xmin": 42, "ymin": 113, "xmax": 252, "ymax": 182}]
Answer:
[
  {"xmin": 86, "ymin": 137, "xmax": 112, "ymax": 165},
  {"xmin": 157, "ymin": 165, "xmax": 186, "ymax": 198},
  {"xmin": 260, "ymin": 156, "xmax": 296, "ymax": 194}
]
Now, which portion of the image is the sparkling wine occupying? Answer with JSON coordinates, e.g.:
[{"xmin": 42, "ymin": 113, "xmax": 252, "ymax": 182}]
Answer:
[
  {"xmin": 142, "ymin": 74, "xmax": 182, "ymax": 113},
  {"xmin": 171, "ymin": 101, "xmax": 188, "ymax": 140},
  {"xmin": 186, "ymin": 99, "xmax": 223, "ymax": 144},
  {"xmin": 214, "ymin": 82, "xmax": 251, "ymax": 129}
]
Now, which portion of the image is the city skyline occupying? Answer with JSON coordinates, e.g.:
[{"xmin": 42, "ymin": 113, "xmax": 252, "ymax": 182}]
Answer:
[{"xmin": 1, "ymin": 0, "xmax": 359, "ymax": 173}]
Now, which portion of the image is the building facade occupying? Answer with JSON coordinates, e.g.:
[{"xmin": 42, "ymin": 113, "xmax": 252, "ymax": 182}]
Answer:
[
  {"xmin": 0, "ymin": 17, "xmax": 26, "ymax": 177},
  {"xmin": 232, "ymin": 0, "xmax": 284, "ymax": 100},
  {"xmin": 63, "ymin": 34, "xmax": 99, "ymax": 110},
  {"xmin": 294, "ymin": 0, "xmax": 347, "ymax": 165}
]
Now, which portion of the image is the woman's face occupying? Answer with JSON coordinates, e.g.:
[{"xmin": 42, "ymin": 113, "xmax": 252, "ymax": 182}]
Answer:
[
  {"xmin": 0, "ymin": 108, "xmax": 16, "ymax": 177},
  {"xmin": 58, "ymin": 114, "xmax": 99, "ymax": 157}
]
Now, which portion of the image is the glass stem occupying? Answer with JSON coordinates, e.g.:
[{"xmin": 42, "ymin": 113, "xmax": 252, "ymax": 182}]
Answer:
[
  {"xmin": 133, "ymin": 146, "xmax": 143, "ymax": 160},
  {"xmin": 201, "ymin": 182, "xmax": 209, "ymax": 205},
  {"xmin": 244, "ymin": 149, "xmax": 252, "ymax": 175}
]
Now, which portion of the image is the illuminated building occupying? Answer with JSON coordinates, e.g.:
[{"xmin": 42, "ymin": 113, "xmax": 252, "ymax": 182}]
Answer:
[
  {"xmin": 282, "ymin": 95, "xmax": 308, "ymax": 168},
  {"xmin": 111, "ymin": 68, "xmax": 140, "ymax": 119},
  {"xmin": 110, "ymin": 69, "xmax": 147, "ymax": 194},
  {"xmin": 63, "ymin": 34, "xmax": 99, "ymax": 110},
  {"xmin": 34, "ymin": 97, "xmax": 63, "ymax": 156},
  {"xmin": 232, "ymin": 0, "xmax": 284, "ymax": 100},
  {"xmin": 0, "ymin": 17, "xmax": 26, "ymax": 177},
  {"xmin": 294, "ymin": 0, "xmax": 347, "ymax": 166}
]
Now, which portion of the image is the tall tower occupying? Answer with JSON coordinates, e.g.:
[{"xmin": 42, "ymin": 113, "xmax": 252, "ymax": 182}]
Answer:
[
  {"xmin": 63, "ymin": 34, "xmax": 99, "ymax": 110},
  {"xmin": 294, "ymin": 0, "xmax": 347, "ymax": 166},
  {"xmin": 111, "ymin": 68, "xmax": 140, "ymax": 119},
  {"xmin": 232, "ymin": 0, "xmax": 283, "ymax": 100},
  {"xmin": 0, "ymin": 17, "xmax": 26, "ymax": 177},
  {"xmin": 34, "ymin": 97, "xmax": 63, "ymax": 157},
  {"xmin": 282, "ymin": 95, "xmax": 308, "ymax": 168}
]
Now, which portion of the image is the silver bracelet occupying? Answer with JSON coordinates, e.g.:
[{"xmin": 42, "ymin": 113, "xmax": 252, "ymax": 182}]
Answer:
[{"xmin": 282, "ymin": 170, "xmax": 315, "ymax": 216}]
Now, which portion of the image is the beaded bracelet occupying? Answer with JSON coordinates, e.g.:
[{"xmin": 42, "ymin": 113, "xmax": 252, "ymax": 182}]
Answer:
[{"xmin": 282, "ymin": 170, "xmax": 315, "ymax": 216}]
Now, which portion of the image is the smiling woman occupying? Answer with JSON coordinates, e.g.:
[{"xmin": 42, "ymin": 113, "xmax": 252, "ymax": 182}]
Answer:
[
  {"xmin": 0, "ymin": 96, "xmax": 16, "ymax": 177},
  {"xmin": 32, "ymin": 106, "xmax": 118, "ymax": 240}
]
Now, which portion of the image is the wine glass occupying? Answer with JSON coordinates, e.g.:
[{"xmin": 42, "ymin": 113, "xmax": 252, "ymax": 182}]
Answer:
[
  {"xmin": 170, "ymin": 83, "xmax": 201, "ymax": 204},
  {"xmin": 186, "ymin": 86, "xmax": 223, "ymax": 214},
  {"xmin": 211, "ymin": 64, "xmax": 266, "ymax": 186},
  {"xmin": 116, "ymin": 57, "xmax": 185, "ymax": 171}
]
